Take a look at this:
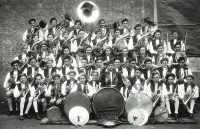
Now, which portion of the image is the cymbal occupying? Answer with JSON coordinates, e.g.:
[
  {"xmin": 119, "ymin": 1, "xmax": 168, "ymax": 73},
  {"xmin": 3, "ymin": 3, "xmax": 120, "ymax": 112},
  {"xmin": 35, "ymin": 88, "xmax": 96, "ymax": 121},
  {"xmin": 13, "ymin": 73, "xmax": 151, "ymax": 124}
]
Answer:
[{"xmin": 127, "ymin": 109, "xmax": 144, "ymax": 125}]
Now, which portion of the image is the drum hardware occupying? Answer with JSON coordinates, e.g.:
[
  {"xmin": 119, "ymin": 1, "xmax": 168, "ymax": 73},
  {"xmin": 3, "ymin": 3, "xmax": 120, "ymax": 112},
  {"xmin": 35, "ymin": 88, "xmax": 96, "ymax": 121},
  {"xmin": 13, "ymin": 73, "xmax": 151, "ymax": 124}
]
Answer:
[{"xmin": 152, "ymin": 106, "xmax": 168, "ymax": 125}]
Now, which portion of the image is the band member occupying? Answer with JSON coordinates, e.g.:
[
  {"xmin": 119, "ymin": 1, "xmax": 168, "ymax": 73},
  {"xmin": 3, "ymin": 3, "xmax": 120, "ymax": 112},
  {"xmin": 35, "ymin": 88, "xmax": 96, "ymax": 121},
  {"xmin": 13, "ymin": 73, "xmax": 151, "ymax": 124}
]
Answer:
[
  {"xmin": 136, "ymin": 45, "xmax": 151, "ymax": 67},
  {"xmin": 156, "ymin": 58, "xmax": 172, "ymax": 81},
  {"xmin": 4, "ymin": 60, "xmax": 21, "ymax": 115},
  {"xmin": 13, "ymin": 74, "xmax": 33, "ymax": 120},
  {"xmin": 59, "ymin": 31, "xmax": 70, "ymax": 49},
  {"xmin": 130, "ymin": 68, "xmax": 145, "ymax": 88},
  {"xmin": 164, "ymin": 73, "xmax": 179, "ymax": 119},
  {"xmin": 85, "ymin": 46, "xmax": 95, "ymax": 64},
  {"xmin": 45, "ymin": 18, "xmax": 57, "ymax": 40},
  {"xmin": 59, "ymin": 55, "xmax": 78, "ymax": 79},
  {"xmin": 31, "ymin": 74, "xmax": 44, "ymax": 120},
  {"xmin": 100, "ymin": 60, "xmax": 123, "ymax": 90},
  {"xmin": 120, "ymin": 18, "xmax": 129, "ymax": 35},
  {"xmin": 141, "ymin": 59, "xmax": 156, "ymax": 81},
  {"xmin": 129, "ymin": 58, "xmax": 138, "ymax": 78},
  {"xmin": 23, "ymin": 18, "xmax": 44, "ymax": 42},
  {"xmin": 130, "ymin": 24, "xmax": 142, "ymax": 46},
  {"xmin": 149, "ymin": 30, "xmax": 167, "ymax": 54},
  {"xmin": 78, "ymin": 57, "xmax": 88, "ymax": 74},
  {"xmin": 98, "ymin": 19, "xmax": 110, "ymax": 36},
  {"xmin": 28, "ymin": 34, "xmax": 40, "ymax": 52},
  {"xmin": 110, "ymin": 28, "xmax": 127, "ymax": 47},
  {"xmin": 120, "ymin": 77, "xmax": 133, "ymax": 101},
  {"xmin": 61, "ymin": 70, "xmax": 78, "ymax": 96},
  {"xmin": 56, "ymin": 45, "xmax": 78, "ymax": 69},
  {"xmin": 23, "ymin": 58, "xmax": 44, "ymax": 78},
  {"xmin": 146, "ymin": 72, "xmax": 167, "ymax": 107},
  {"xmin": 43, "ymin": 58, "xmax": 59, "ymax": 78},
  {"xmin": 172, "ymin": 57, "xmax": 192, "ymax": 82},
  {"xmin": 152, "ymin": 44, "xmax": 169, "ymax": 67},
  {"xmin": 88, "ymin": 70, "xmax": 101, "ymax": 91},
  {"xmin": 71, "ymin": 73, "xmax": 95, "ymax": 98},
  {"xmin": 90, "ymin": 29, "xmax": 103, "ymax": 47},
  {"xmin": 121, "ymin": 46, "xmax": 131, "ymax": 65},
  {"xmin": 37, "ymin": 41, "xmax": 56, "ymax": 67},
  {"xmin": 113, "ymin": 57, "xmax": 129, "ymax": 77},
  {"xmin": 182, "ymin": 75, "xmax": 199, "ymax": 118},
  {"xmin": 47, "ymin": 34, "xmax": 61, "ymax": 58},
  {"xmin": 167, "ymin": 29, "xmax": 184, "ymax": 53},
  {"xmin": 69, "ymin": 20, "xmax": 82, "ymax": 38},
  {"xmin": 101, "ymin": 46, "xmax": 113, "ymax": 62},
  {"xmin": 94, "ymin": 57, "xmax": 103, "ymax": 75}
]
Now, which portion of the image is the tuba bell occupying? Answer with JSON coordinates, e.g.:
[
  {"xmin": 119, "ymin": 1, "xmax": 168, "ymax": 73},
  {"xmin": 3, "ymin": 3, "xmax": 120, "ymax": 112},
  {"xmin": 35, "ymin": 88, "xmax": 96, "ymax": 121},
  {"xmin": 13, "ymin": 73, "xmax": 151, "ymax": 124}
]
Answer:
[{"xmin": 77, "ymin": 1, "xmax": 99, "ymax": 23}]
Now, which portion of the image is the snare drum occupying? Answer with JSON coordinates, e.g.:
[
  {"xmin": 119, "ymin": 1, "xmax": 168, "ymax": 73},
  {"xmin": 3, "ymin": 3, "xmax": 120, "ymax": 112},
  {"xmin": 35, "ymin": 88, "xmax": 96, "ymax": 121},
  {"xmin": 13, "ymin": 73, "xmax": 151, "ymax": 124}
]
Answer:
[{"xmin": 46, "ymin": 106, "xmax": 62, "ymax": 122}]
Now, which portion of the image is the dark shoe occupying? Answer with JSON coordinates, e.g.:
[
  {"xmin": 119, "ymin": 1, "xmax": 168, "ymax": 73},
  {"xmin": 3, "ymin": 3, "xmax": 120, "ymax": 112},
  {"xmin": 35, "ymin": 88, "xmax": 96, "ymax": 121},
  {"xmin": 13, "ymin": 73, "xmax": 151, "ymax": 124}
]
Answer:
[
  {"xmin": 168, "ymin": 114, "xmax": 172, "ymax": 118},
  {"xmin": 42, "ymin": 111, "xmax": 46, "ymax": 117},
  {"xmin": 19, "ymin": 115, "xmax": 24, "ymax": 120},
  {"xmin": 189, "ymin": 113, "xmax": 193, "ymax": 118},
  {"xmin": 7, "ymin": 111, "xmax": 13, "ymax": 115},
  {"xmin": 24, "ymin": 113, "xmax": 31, "ymax": 119},
  {"xmin": 174, "ymin": 113, "xmax": 178, "ymax": 120},
  {"xmin": 36, "ymin": 113, "xmax": 41, "ymax": 120},
  {"xmin": 15, "ymin": 110, "xmax": 19, "ymax": 115}
]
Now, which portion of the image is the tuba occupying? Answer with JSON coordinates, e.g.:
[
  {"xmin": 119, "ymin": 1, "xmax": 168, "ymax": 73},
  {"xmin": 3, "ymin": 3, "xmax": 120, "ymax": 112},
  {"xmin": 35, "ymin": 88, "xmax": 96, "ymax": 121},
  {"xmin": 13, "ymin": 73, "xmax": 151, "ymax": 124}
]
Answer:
[{"xmin": 77, "ymin": 1, "xmax": 99, "ymax": 23}]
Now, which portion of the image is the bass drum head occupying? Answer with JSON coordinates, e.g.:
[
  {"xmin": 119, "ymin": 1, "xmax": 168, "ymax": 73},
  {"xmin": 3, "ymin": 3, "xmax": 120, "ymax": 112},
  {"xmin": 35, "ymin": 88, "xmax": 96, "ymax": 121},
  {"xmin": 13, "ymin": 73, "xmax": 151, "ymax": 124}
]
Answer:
[
  {"xmin": 46, "ymin": 106, "xmax": 62, "ymax": 122},
  {"xmin": 69, "ymin": 106, "xmax": 89, "ymax": 126},
  {"xmin": 64, "ymin": 91, "xmax": 91, "ymax": 116},
  {"xmin": 92, "ymin": 87, "xmax": 125, "ymax": 116},
  {"xmin": 154, "ymin": 106, "xmax": 168, "ymax": 122},
  {"xmin": 125, "ymin": 92, "xmax": 153, "ymax": 116}
]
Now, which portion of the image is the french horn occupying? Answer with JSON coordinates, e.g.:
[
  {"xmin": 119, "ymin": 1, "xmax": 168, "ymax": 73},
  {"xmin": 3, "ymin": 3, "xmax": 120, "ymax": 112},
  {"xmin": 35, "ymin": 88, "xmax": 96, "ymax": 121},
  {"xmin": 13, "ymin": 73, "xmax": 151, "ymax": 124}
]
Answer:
[{"xmin": 77, "ymin": 1, "xmax": 99, "ymax": 23}]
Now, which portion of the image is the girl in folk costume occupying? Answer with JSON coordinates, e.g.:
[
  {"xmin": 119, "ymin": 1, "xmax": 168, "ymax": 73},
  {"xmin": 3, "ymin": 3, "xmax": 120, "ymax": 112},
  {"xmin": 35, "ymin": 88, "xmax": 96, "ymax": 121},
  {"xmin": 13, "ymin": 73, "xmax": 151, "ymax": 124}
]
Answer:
[
  {"xmin": 172, "ymin": 57, "xmax": 192, "ymax": 82},
  {"xmin": 61, "ymin": 70, "xmax": 78, "ymax": 97},
  {"xmin": 130, "ymin": 68, "xmax": 146, "ymax": 93},
  {"xmin": 181, "ymin": 75, "xmax": 199, "ymax": 118},
  {"xmin": 13, "ymin": 74, "xmax": 32, "ymax": 120},
  {"xmin": 152, "ymin": 44, "xmax": 169, "ymax": 67},
  {"xmin": 167, "ymin": 29, "xmax": 185, "ymax": 54},
  {"xmin": 56, "ymin": 45, "xmax": 77, "ymax": 69},
  {"xmin": 4, "ymin": 60, "xmax": 22, "ymax": 115},
  {"xmin": 70, "ymin": 73, "xmax": 95, "ymax": 98},
  {"xmin": 148, "ymin": 30, "xmax": 167, "ymax": 54},
  {"xmin": 88, "ymin": 70, "xmax": 101, "ymax": 92},
  {"xmin": 120, "ymin": 77, "xmax": 134, "ymax": 101},
  {"xmin": 164, "ymin": 73, "xmax": 179, "ymax": 119},
  {"xmin": 58, "ymin": 55, "xmax": 78, "ymax": 80},
  {"xmin": 146, "ymin": 72, "xmax": 167, "ymax": 107}
]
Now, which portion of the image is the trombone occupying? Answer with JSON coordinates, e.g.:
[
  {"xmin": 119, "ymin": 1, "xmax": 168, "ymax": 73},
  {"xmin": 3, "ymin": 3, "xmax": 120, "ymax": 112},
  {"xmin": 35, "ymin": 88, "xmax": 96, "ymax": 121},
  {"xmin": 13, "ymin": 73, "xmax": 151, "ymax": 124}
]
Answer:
[{"xmin": 182, "ymin": 88, "xmax": 197, "ymax": 106}]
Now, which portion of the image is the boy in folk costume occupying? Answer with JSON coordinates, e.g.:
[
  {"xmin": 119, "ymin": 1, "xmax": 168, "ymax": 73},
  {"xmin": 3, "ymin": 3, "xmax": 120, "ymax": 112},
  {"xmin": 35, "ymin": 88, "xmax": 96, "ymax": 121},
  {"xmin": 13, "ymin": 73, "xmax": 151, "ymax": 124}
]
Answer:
[
  {"xmin": 88, "ymin": 70, "xmax": 101, "ymax": 92},
  {"xmin": 120, "ymin": 77, "xmax": 134, "ymax": 101},
  {"xmin": 146, "ymin": 72, "xmax": 167, "ymax": 107},
  {"xmin": 70, "ymin": 73, "xmax": 96, "ymax": 98},
  {"xmin": 61, "ymin": 70, "xmax": 78, "ymax": 97},
  {"xmin": 4, "ymin": 60, "xmax": 22, "ymax": 115},
  {"xmin": 44, "ymin": 18, "xmax": 57, "ymax": 40},
  {"xmin": 101, "ymin": 46, "xmax": 114, "ymax": 62},
  {"xmin": 128, "ymin": 58, "xmax": 138, "ymax": 78},
  {"xmin": 164, "ymin": 73, "xmax": 179, "ymax": 119},
  {"xmin": 181, "ymin": 75, "xmax": 199, "ymax": 118},
  {"xmin": 13, "ymin": 74, "xmax": 33, "ymax": 120}
]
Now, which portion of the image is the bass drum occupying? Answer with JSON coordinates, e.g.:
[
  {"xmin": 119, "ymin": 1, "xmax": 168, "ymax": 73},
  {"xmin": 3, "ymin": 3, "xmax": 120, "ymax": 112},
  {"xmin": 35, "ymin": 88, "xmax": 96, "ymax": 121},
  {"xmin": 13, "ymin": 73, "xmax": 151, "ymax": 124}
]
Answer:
[
  {"xmin": 64, "ymin": 91, "xmax": 91, "ymax": 116},
  {"xmin": 125, "ymin": 92, "xmax": 153, "ymax": 116},
  {"xmin": 92, "ymin": 87, "xmax": 125, "ymax": 116}
]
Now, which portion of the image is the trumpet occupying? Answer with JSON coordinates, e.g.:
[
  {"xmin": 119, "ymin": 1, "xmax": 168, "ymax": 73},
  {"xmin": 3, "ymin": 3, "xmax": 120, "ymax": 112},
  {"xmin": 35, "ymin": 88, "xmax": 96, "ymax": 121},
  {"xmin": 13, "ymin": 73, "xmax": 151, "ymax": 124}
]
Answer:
[{"xmin": 182, "ymin": 88, "xmax": 197, "ymax": 106}]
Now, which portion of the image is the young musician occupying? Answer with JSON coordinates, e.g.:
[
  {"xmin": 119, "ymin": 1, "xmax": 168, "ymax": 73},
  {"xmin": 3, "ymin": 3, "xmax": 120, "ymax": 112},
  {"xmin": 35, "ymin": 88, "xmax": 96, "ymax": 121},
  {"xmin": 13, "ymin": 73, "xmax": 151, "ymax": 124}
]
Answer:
[
  {"xmin": 88, "ymin": 70, "xmax": 101, "ymax": 92},
  {"xmin": 129, "ymin": 58, "xmax": 138, "ymax": 78},
  {"xmin": 149, "ymin": 30, "xmax": 167, "ymax": 54},
  {"xmin": 120, "ymin": 18, "xmax": 129, "ymax": 35},
  {"xmin": 121, "ymin": 46, "xmax": 131, "ymax": 65},
  {"xmin": 4, "ymin": 60, "xmax": 21, "ymax": 115},
  {"xmin": 120, "ymin": 77, "xmax": 133, "ymax": 101},
  {"xmin": 71, "ymin": 73, "xmax": 95, "ymax": 98},
  {"xmin": 146, "ymin": 72, "xmax": 167, "ymax": 107},
  {"xmin": 182, "ymin": 75, "xmax": 199, "ymax": 118},
  {"xmin": 136, "ymin": 45, "xmax": 151, "ymax": 67},
  {"xmin": 101, "ymin": 46, "xmax": 113, "ymax": 62},
  {"xmin": 45, "ymin": 18, "xmax": 57, "ymax": 40},
  {"xmin": 13, "ymin": 74, "xmax": 33, "ymax": 120},
  {"xmin": 164, "ymin": 73, "xmax": 179, "ymax": 119},
  {"xmin": 69, "ymin": 20, "xmax": 82, "ymax": 38},
  {"xmin": 85, "ymin": 46, "xmax": 95, "ymax": 64},
  {"xmin": 14, "ymin": 43, "xmax": 28, "ymax": 66},
  {"xmin": 156, "ymin": 58, "xmax": 172, "ymax": 81},
  {"xmin": 131, "ymin": 24, "xmax": 142, "ymax": 46},
  {"xmin": 43, "ymin": 58, "xmax": 59, "ymax": 78},
  {"xmin": 113, "ymin": 57, "xmax": 129, "ymax": 77},
  {"xmin": 141, "ymin": 59, "xmax": 156, "ymax": 81},
  {"xmin": 110, "ymin": 28, "xmax": 127, "ymax": 47},
  {"xmin": 94, "ymin": 57, "xmax": 103, "ymax": 75},
  {"xmin": 23, "ymin": 18, "xmax": 44, "ymax": 42},
  {"xmin": 130, "ymin": 68, "xmax": 145, "ymax": 90},
  {"xmin": 90, "ymin": 29, "xmax": 103, "ymax": 47}
]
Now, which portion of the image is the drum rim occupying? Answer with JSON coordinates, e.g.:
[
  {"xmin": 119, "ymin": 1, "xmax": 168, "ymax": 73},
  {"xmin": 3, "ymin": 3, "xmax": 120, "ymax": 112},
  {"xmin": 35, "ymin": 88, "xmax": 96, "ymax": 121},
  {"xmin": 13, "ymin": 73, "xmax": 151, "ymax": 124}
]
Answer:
[
  {"xmin": 153, "ymin": 106, "xmax": 169, "ymax": 122},
  {"xmin": 46, "ymin": 106, "xmax": 62, "ymax": 122},
  {"xmin": 125, "ymin": 92, "xmax": 153, "ymax": 116},
  {"xmin": 92, "ymin": 87, "xmax": 125, "ymax": 116},
  {"xmin": 64, "ymin": 91, "xmax": 91, "ymax": 116}
]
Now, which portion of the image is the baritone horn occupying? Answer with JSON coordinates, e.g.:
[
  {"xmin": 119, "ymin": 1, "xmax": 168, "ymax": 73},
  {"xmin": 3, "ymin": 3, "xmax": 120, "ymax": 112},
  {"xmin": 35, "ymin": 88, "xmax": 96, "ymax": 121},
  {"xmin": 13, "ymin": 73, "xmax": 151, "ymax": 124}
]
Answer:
[{"xmin": 77, "ymin": 1, "xmax": 99, "ymax": 23}]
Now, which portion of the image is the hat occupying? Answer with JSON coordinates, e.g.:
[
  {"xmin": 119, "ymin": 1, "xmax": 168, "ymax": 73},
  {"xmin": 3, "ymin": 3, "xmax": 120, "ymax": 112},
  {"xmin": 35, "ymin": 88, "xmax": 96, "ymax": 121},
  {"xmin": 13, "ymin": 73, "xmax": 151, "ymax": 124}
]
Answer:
[
  {"xmin": 186, "ymin": 75, "xmax": 194, "ymax": 80},
  {"xmin": 160, "ymin": 58, "xmax": 169, "ymax": 63},
  {"xmin": 68, "ymin": 70, "xmax": 76, "ymax": 75},
  {"xmin": 134, "ymin": 24, "xmax": 141, "ymax": 30},
  {"xmin": 121, "ymin": 18, "xmax": 128, "ymax": 24},
  {"xmin": 144, "ymin": 58, "xmax": 152, "ymax": 64},
  {"xmin": 20, "ymin": 43, "xmax": 27, "ymax": 50},
  {"xmin": 166, "ymin": 73, "xmax": 175, "ymax": 80},
  {"xmin": 28, "ymin": 18, "xmax": 36, "ymax": 24},
  {"xmin": 11, "ymin": 60, "xmax": 19, "ymax": 66}
]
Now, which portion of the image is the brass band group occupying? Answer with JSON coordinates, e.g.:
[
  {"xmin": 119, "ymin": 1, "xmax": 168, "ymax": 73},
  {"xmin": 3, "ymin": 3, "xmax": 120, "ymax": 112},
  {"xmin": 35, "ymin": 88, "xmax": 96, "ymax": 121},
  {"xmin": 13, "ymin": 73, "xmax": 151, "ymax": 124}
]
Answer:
[{"xmin": 3, "ymin": 9, "xmax": 199, "ymax": 126}]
